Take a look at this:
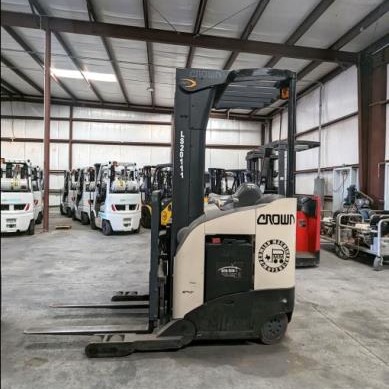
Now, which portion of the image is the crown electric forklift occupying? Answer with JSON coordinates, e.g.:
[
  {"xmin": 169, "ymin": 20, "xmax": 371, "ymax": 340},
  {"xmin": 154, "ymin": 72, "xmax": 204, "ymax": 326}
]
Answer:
[{"xmin": 26, "ymin": 68, "xmax": 297, "ymax": 358}]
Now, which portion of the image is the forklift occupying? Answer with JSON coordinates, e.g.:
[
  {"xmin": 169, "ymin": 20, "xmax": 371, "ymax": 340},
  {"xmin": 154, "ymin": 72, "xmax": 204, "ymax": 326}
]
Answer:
[
  {"xmin": 140, "ymin": 163, "xmax": 173, "ymax": 228},
  {"xmin": 90, "ymin": 162, "xmax": 142, "ymax": 235},
  {"xmin": 26, "ymin": 68, "xmax": 298, "ymax": 357},
  {"xmin": 60, "ymin": 169, "xmax": 79, "ymax": 217},
  {"xmin": 72, "ymin": 165, "xmax": 99, "ymax": 225},
  {"xmin": 31, "ymin": 165, "xmax": 44, "ymax": 225},
  {"xmin": 246, "ymin": 140, "xmax": 321, "ymax": 267},
  {"xmin": 228, "ymin": 169, "xmax": 253, "ymax": 193}
]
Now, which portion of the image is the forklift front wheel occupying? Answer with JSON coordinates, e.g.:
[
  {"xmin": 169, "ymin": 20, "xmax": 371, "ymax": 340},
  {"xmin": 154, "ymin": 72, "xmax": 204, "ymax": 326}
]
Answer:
[
  {"xmin": 35, "ymin": 212, "xmax": 43, "ymax": 225},
  {"xmin": 90, "ymin": 212, "xmax": 97, "ymax": 230},
  {"xmin": 259, "ymin": 313, "xmax": 288, "ymax": 345},
  {"xmin": 81, "ymin": 212, "xmax": 90, "ymax": 225},
  {"xmin": 27, "ymin": 220, "xmax": 35, "ymax": 236},
  {"xmin": 60, "ymin": 204, "xmax": 66, "ymax": 216},
  {"xmin": 141, "ymin": 206, "xmax": 151, "ymax": 229},
  {"xmin": 102, "ymin": 220, "xmax": 113, "ymax": 236}
]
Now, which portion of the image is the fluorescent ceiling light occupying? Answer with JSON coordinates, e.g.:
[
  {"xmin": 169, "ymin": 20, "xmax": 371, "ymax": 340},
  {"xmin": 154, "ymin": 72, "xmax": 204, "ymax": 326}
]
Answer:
[{"xmin": 51, "ymin": 68, "xmax": 117, "ymax": 82}]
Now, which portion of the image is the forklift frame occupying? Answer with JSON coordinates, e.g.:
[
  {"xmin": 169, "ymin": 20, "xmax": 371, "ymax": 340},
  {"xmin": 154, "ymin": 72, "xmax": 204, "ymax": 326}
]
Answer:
[{"xmin": 26, "ymin": 68, "xmax": 297, "ymax": 357}]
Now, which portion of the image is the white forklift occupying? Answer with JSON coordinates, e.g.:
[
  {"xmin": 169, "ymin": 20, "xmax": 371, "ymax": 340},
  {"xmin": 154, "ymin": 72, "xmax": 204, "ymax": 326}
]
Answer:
[
  {"xmin": 1, "ymin": 158, "xmax": 35, "ymax": 235},
  {"xmin": 60, "ymin": 169, "xmax": 79, "ymax": 217},
  {"xmin": 90, "ymin": 162, "xmax": 142, "ymax": 235},
  {"xmin": 26, "ymin": 68, "xmax": 298, "ymax": 357},
  {"xmin": 72, "ymin": 165, "xmax": 98, "ymax": 225},
  {"xmin": 31, "ymin": 166, "xmax": 44, "ymax": 225}
]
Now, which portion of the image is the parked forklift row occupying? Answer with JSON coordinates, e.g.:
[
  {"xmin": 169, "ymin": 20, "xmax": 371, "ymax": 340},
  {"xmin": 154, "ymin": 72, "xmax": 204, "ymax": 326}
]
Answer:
[
  {"xmin": 60, "ymin": 162, "xmax": 142, "ymax": 235},
  {"xmin": 1, "ymin": 158, "xmax": 43, "ymax": 235}
]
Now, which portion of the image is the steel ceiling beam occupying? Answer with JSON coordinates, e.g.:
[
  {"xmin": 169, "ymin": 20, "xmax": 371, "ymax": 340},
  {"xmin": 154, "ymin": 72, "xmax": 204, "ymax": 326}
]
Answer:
[
  {"xmin": 2, "ymin": 25, "xmax": 77, "ymax": 100},
  {"xmin": 1, "ymin": 54, "xmax": 43, "ymax": 94},
  {"xmin": 86, "ymin": 0, "xmax": 130, "ymax": 105},
  {"xmin": 0, "ymin": 11, "xmax": 358, "ymax": 64},
  {"xmin": 28, "ymin": 0, "xmax": 104, "ymax": 102},
  {"xmin": 297, "ymin": 1, "xmax": 389, "ymax": 81},
  {"xmin": 142, "ymin": 0, "xmax": 155, "ymax": 106},
  {"xmin": 1, "ymin": 78, "xmax": 23, "ymax": 95},
  {"xmin": 186, "ymin": 0, "xmax": 208, "ymax": 68},
  {"xmin": 223, "ymin": 0, "xmax": 271, "ymax": 70},
  {"xmin": 265, "ymin": 0, "xmax": 335, "ymax": 68},
  {"xmin": 251, "ymin": 1, "xmax": 389, "ymax": 117},
  {"xmin": 0, "ymin": 94, "xmax": 268, "ymax": 121},
  {"xmin": 363, "ymin": 32, "xmax": 389, "ymax": 56}
]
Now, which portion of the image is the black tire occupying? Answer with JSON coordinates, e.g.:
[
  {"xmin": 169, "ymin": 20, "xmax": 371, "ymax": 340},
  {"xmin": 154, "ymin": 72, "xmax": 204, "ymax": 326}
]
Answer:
[
  {"xmin": 66, "ymin": 207, "xmax": 72, "ymax": 218},
  {"xmin": 60, "ymin": 204, "xmax": 66, "ymax": 215},
  {"xmin": 27, "ymin": 220, "xmax": 35, "ymax": 236},
  {"xmin": 133, "ymin": 225, "xmax": 141, "ymax": 234},
  {"xmin": 334, "ymin": 244, "xmax": 357, "ymax": 260},
  {"xmin": 81, "ymin": 212, "xmax": 90, "ymax": 225},
  {"xmin": 102, "ymin": 220, "xmax": 113, "ymax": 236},
  {"xmin": 72, "ymin": 209, "xmax": 77, "ymax": 221},
  {"xmin": 141, "ymin": 206, "xmax": 151, "ymax": 229},
  {"xmin": 259, "ymin": 314, "xmax": 288, "ymax": 345},
  {"xmin": 35, "ymin": 212, "xmax": 43, "ymax": 225},
  {"xmin": 90, "ymin": 212, "xmax": 97, "ymax": 230}
]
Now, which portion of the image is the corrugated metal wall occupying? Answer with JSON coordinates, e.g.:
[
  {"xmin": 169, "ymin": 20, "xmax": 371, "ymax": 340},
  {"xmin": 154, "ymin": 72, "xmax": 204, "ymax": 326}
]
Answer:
[
  {"xmin": 271, "ymin": 66, "xmax": 359, "ymax": 206},
  {"xmin": 1, "ymin": 102, "xmax": 263, "ymax": 205}
]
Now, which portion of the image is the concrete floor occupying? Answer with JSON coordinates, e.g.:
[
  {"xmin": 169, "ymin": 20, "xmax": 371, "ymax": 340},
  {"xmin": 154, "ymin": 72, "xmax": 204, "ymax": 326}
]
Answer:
[{"xmin": 1, "ymin": 212, "xmax": 389, "ymax": 389}]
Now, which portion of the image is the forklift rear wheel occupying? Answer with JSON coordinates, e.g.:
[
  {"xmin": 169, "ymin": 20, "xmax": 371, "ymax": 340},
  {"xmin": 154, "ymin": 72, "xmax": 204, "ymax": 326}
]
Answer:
[
  {"xmin": 90, "ymin": 212, "xmax": 97, "ymax": 230},
  {"xmin": 102, "ymin": 220, "xmax": 113, "ymax": 236},
  {"xmin": 259, "ymin": 313, "xmax": 288, "ymax": 345},
  {"xmin": 35, "ymin": 212, "xmax": 43, "ymax": 225},
  {"xmin": 373, "ymin": 256, "xmax": 383, "ymax": 271},
  {"xmin": 133, "ymin": 225, "xmax": 141, "ymax": 234},
  {"xmin": 27, "ymin": 220, "xmax": 35, "ymax": 236},
  {"xmin": 66, "ymin": 207, "xmax": 72, "ymax": 218},
  {"xmin": 60, "ymin": 204, "xmax": 66, "ymax": 215},
  {"xmin": 81, "ymin": 212, "xmax": 89, "ymax": 225}
]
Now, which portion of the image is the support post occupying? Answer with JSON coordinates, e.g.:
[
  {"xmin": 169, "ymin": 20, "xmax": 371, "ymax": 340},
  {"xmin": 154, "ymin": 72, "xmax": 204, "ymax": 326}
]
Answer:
[
  {"xmin": 357, "ymin": 53, "xmax": 370, "ymax": 196},
  {"xmin": 68, "ymin": 106, "xmax": 73, "ymax": 170},
  {"xmin": 43, "ymin": 28, "xmax": 51, "ymax": 231},
  {"xmin": 260, "ymin": 123, "xmax": 266, "ymax": 145},
  {"xmin": 358, "ymin": 49, "xmax": 387, "ymax": 208}
]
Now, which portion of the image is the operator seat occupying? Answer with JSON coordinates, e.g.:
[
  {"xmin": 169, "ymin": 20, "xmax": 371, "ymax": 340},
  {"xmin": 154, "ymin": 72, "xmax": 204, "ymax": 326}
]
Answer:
[{"xmin": 222, "ymin": 183, "xmax": 282, "ymax": 209}]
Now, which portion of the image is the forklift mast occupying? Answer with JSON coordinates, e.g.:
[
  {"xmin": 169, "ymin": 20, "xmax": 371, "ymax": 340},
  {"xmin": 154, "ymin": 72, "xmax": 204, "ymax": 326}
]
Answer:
[{"xmin": 172, "ymin": 68, "xmax": 297, "ymax": 255}]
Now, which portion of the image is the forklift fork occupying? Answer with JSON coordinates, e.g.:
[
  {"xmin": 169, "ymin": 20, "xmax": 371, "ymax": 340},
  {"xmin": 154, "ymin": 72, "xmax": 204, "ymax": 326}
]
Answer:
[{"xmin": 25, "ymin": 191, "xmax": 168, "ymax": 357}]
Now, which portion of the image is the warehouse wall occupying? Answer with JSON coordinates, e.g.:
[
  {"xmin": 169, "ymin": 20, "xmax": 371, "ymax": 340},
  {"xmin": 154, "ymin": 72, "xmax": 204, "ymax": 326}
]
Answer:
[
  {"xmin": 271, "ymin": 66, "xmax": 359, "ymax": 207},
  {"xmin": 1, "ymin": 102, "xmax": 263, "ymax": 205}
]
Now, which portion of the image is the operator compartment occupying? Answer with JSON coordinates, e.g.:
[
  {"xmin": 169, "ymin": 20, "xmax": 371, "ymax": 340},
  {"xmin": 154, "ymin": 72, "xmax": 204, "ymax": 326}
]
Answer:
[{"xmin": 205, "ymin": 235, "xmax": 253, "ymax": 301}]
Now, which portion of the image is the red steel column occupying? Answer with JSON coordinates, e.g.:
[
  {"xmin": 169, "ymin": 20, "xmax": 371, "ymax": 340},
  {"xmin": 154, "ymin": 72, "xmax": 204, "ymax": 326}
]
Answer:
[
  {"xmin": 358, "ymin": 49, "xmax": 387, "ymax": 208},
  {"xmin": 368, "ymin": 53, "xmax": 387, "ymax": 208},
  {"xmin": 68, "ymin": 106, "xmax": 73, "ymax": 170},
  {"xmin": 357, "ymin": 53, "xmax": 370, "ymax": 195},
  {"xmin": 43, "ymin": 29, "xmax": 51, "ymax": 231}
]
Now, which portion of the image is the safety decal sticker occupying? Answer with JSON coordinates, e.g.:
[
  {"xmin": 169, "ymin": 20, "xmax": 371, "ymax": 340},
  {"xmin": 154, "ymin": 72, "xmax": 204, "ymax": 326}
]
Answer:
[{"xmin": 258, "ymin": 239, "xmax": 290, "ymax": 273}]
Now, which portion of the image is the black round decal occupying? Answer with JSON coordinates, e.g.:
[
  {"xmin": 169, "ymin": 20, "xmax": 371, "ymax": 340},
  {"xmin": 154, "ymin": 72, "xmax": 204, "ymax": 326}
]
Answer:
[{"xmin": 258, "ymin": 239, "xmax": 290, "ymax": 273}]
